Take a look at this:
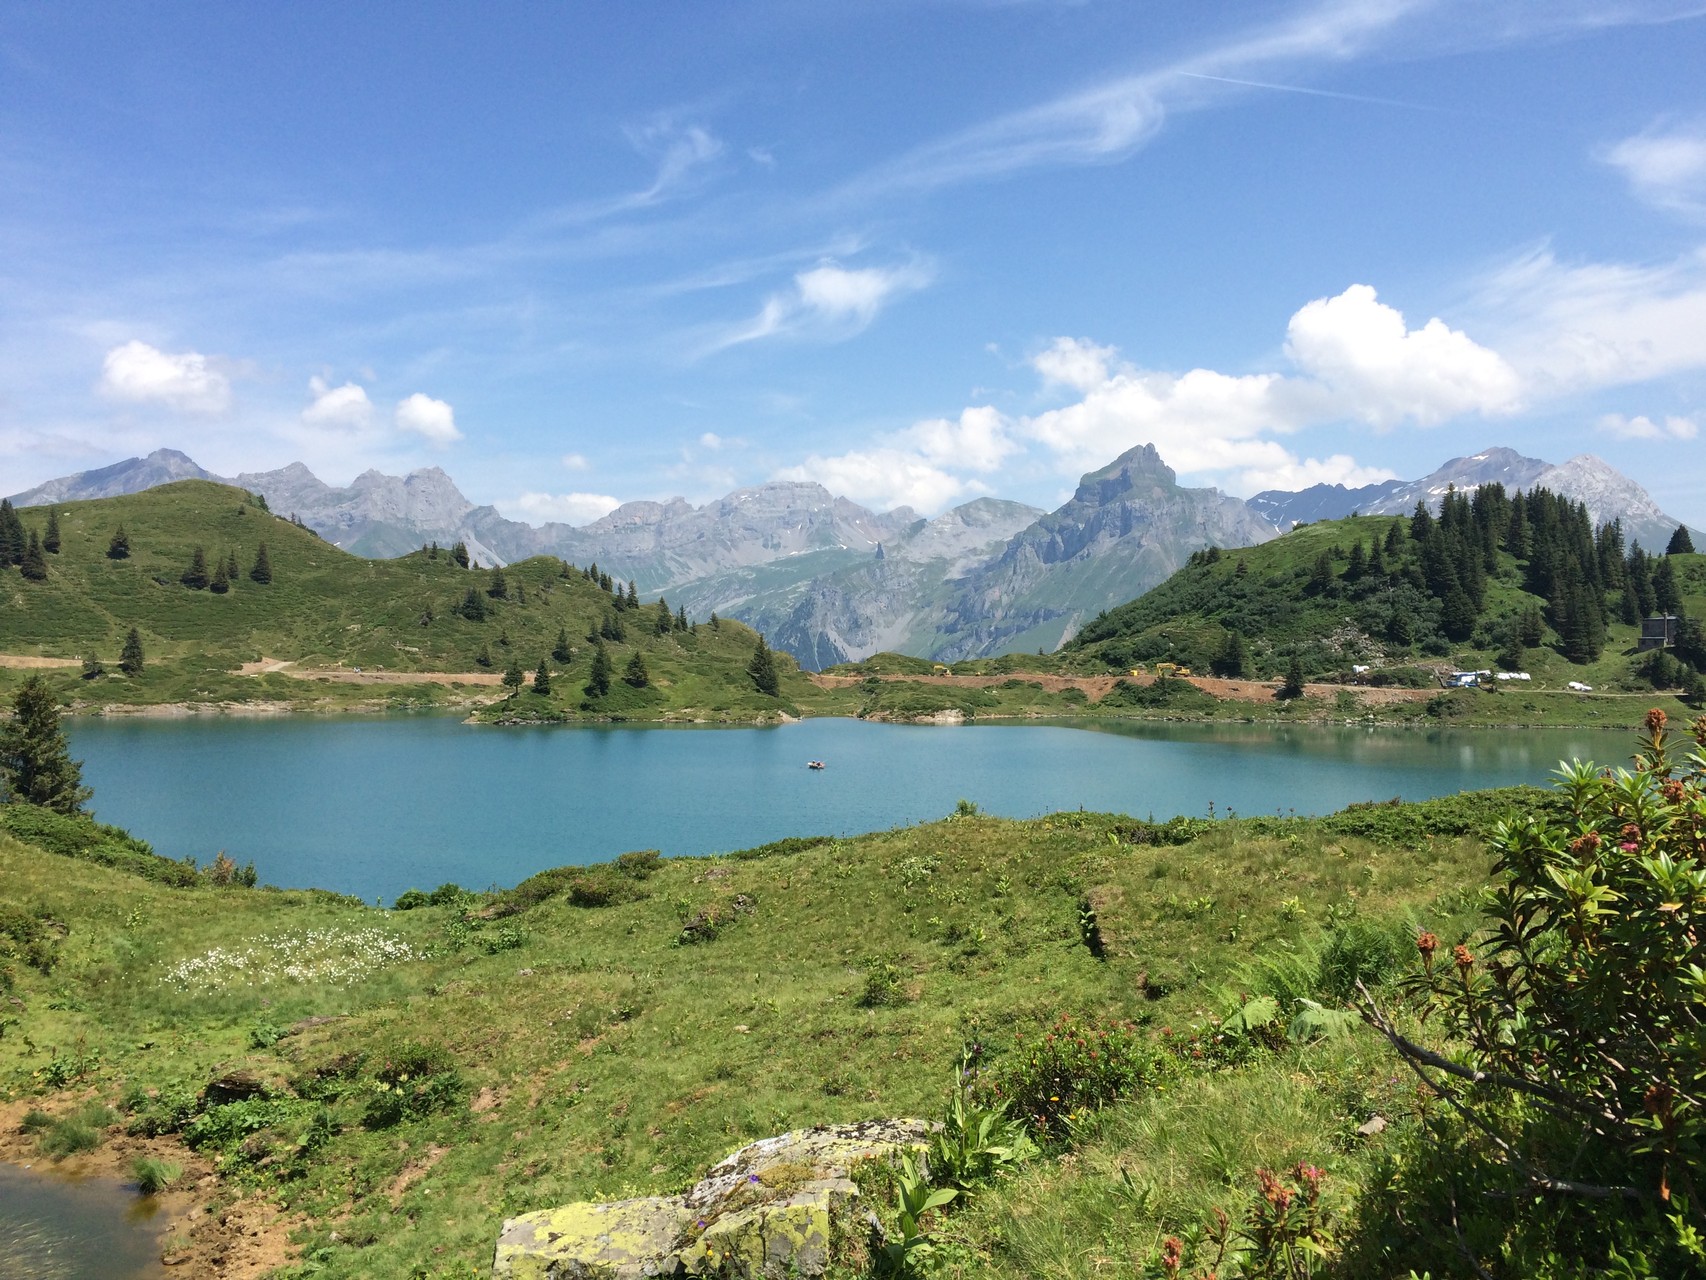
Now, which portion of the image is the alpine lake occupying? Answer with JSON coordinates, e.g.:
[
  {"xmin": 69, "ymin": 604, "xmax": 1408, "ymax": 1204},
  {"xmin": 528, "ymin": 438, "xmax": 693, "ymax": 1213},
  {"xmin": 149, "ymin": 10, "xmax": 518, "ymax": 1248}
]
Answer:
[{"xmin": 64, "ymin": 714, "xmax": 1619, "ymax": 903}]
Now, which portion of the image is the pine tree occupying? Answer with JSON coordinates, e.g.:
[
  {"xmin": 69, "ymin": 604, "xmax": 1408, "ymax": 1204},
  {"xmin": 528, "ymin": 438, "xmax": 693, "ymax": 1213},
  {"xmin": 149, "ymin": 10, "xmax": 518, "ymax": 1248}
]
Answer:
[
  {"xmin": 1386, "ymin": 608, "xmax": 1414, "ymax": 646},
  {"xmin": 655, "ymin": 598, "xmax": 673, "ymax": 634},
  {"xmin": 1655, "ymin": 557, "xmax": 1682, "ymax": 615},
  {"xmin": 119, "ymin": 627, "xmax": 145, "ymax": 676},
  {"xmin": 1211, "ymin": 630, "xmax": 1246, "ymax": 678},
  {"xmin": 676, "ymin": 605, "xmax": 687, "ymax": 630},
  {"xmin": 552, "ymin": 627, "xmax": 572, "ymax": 663},
  {"xmin": 457, "ymin": 587, "xmax": 486, "ymax": 621},
  {"xmin": 475, "ymin": 642, "xmax": 493, "ymax": 668},
  {"xmin": 586, "ymin": 640, "xmax": 612, "ymax": 698},
  {"xmin": 626, "ymin": 581, "xmax": 639, "ymax": 609},
  {"xmin": 225, "ymin": 548, "xmax": 240, "ymax": 580},
  {"xmin": 250, "ymin": 542, "xmax": 272, "ymax": 584},
  {"xmin": 450, "ymin": 540, "xmax": 470, "ymax": 569},
  {"xmin": 1383, "ymin": 521, "xmax": 1404, "ymax": 558},
  {"xmin": 710, "ymin": 612, "xmax": 720, "ymax": 630},
  {"xmin": 1280, "ymin": 655, "xmax": 1306, "ymax": 699},
  {"xmin": 108, "ymin": 525, "xmax": 131, "ymax": 560},
  {"xmin": 181, "ymin": 546, "xmax": 209, "ymax": 590},
  {"xmin": 624, "ymin": 650, "xmax": 650, "ymax": 688},
  {"xmin": 487, "ymin": 566, "xmax": 508, "ymax": 599},
  {"xmin": 1344, "ymin": 540, "xmax": 1367, "ymax": 582},
  {"xmin": 1518, "ymin": 607, "xmax": 1546, "ymax": 648},
  {"xmin": 1666, "ymin": 525, "xmax": 1696, "ymax": 556},
  {"xmin": 19, "ymin": 530, "xmax": 47, "ymax": 581},
  {"xmin": 1440, "ymin": 587, "xmax": 1476, "ymax": 642},
  {"xmin": 81, "ymin": 655, "xmax": 104, "ymax": 680},
  {"xmin": 254, "ymin": 491, "xmax": 270, "ymax": 512},
  {"xmin": 533, "ymin": 660, "xmax": 551, "ymax": 696},
  {"xmin": 0, "ymin": 676, "xmax": 91, "ymax": 813},
  {"xmin": 502, "ymin": 658, "xmax": 524, "ymax": 694},
  {"xmin": 43, "ymin": 509, "xmax": 60, "ymax": 554},
  {"xmin": 748, "ymin": 635, "xmax": 780, "ymax": 697},
  {"xmin": 0, "ymin": 499, "xmax": 24, "ymax": 565},
  {"xmin": 209, "ymin": 558, "xmax": 230, "ymax": 594}
]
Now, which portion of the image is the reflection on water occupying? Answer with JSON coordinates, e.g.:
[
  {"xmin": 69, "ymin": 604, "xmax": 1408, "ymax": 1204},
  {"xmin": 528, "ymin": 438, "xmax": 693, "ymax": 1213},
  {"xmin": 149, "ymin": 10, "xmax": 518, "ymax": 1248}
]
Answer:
[
  {"xmin": 67, "ymin": 715, "xmax": 1624, "ymax": 902},
  {"xmin": 0, "ymin": 1163, "xmax": 164, "ymax": 1280}
]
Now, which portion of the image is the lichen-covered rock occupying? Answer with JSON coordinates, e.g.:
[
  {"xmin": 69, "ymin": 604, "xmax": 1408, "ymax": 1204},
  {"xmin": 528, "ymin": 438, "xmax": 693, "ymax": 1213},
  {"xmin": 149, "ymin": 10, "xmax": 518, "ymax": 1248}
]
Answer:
[
  {"xmin": 492, "ymin": 1120, "xmax": 931, "ymax": 1279},
  {"xmin": 492, "ymin": 1195, "xmax": 691, "ymax": 1279}
]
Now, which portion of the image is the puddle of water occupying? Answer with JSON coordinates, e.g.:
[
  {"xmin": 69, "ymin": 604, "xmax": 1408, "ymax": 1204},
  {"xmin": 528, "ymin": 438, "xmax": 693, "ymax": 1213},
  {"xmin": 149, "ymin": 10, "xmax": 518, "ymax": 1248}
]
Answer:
[{"xmin": 0, "ymin": 1162, "xmax": 166, "ymax": 1280}]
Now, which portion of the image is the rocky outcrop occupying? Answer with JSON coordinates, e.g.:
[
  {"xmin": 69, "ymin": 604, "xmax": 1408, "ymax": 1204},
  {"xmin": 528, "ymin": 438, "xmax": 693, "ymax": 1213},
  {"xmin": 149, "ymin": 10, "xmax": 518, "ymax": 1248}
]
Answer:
[
  {"xmin": 7, "ymin": 447, "xmax": 214, "ymax": 506},
  {"xmin": 491, "ymin": 1119, "xmax": 931, "ymax": 1280}
]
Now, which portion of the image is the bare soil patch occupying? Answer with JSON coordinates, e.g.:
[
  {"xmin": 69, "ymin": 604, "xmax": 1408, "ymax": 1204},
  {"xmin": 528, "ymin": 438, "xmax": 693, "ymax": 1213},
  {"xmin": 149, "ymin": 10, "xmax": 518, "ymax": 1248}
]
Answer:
[
  {"xmin": 0, "ymin": 654, "xmax": 81, "ymax": 669},
  {"xmin": 809, "ymin": 669, "xmax": 1434, "ymax": 707},
  {"xmin": 239, "ymin": 657, "xmax": 503, "ymax": 686}
]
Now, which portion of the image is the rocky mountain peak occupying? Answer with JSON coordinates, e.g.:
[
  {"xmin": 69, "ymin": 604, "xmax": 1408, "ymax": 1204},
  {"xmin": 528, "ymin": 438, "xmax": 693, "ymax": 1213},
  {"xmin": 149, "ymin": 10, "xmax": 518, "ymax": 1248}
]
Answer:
[{"xmin": 1074, "ymin": 443, "xmax": 1177, "ymax": 506}]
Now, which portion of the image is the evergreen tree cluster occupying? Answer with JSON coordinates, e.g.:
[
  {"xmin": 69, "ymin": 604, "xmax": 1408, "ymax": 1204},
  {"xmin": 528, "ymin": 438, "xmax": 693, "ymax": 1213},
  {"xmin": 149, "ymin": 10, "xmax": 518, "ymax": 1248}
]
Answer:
[
  {"xmin": 1072, "ymin": 485, "xmax": 1703, "ymax": 680},
  {"xmin": 0, "ymin": 501, "xmax": 58, "ymax": 581}
]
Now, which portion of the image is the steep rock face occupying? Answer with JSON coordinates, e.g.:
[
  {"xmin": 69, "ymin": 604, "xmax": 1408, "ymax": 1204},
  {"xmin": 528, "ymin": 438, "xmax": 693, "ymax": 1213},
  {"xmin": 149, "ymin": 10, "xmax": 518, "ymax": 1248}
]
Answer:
[
  {"xmin": 1528, "ymin": 454, "xmax": 1684, "ymax": 551},
  {"xmin": 8, "ymin": 448, "xmax": 213, "ymax": 505},
  {"xmin": 933, "ymin": 444, "xmax": 1280, "ymax": 660},
  {"xmin": 665, "ymin": 498, "xmax": 1044, "ymax": 669},
  {"xmin": 231, "ymin": 463, "xmax": 479, "ymax": 557}
]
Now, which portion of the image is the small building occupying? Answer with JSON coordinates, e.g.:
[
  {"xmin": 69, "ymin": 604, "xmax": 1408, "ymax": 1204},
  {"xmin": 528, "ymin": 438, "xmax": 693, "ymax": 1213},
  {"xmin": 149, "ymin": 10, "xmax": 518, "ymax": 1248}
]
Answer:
[{"xmin": 1639, "ymin": 615, "xmax": 1679, "ymax": 652}]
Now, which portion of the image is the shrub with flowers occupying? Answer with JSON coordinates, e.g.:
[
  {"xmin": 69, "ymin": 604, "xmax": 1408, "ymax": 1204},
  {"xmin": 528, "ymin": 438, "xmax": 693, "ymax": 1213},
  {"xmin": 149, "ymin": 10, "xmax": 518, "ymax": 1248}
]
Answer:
[
  {"xmin": 976, "ymin": 1013, "xmax": 1162, "ymax": 1141},
  {"xmin": 1357, "ymin": 711, "xmax": 1706, "ymax": 1277}
]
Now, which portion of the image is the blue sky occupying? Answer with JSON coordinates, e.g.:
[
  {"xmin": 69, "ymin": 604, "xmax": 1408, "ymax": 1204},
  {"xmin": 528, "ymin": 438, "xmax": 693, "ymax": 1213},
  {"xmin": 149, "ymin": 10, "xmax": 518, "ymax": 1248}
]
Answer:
[{"xmin": 4, "ymin": 1, "xmax": 1706, "ymax": 531}]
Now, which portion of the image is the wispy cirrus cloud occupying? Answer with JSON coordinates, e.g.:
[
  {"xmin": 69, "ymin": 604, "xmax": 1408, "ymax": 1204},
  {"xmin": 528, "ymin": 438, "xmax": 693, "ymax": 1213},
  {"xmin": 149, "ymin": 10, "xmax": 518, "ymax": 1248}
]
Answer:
[
  {"xmin": 702, "ymin": 258, "xmax": 934, "ymax": 353},
  {"xmin": 1603, "ymin": 118, "xmax": 1706, "ymax": 218}
]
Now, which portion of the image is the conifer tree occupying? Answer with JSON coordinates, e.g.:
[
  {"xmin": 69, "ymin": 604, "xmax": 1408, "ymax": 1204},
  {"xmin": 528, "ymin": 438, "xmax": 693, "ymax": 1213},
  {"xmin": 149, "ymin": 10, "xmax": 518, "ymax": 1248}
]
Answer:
[
  {"xmin": 225, "ymin": 548, "xmax": 240, "ymax": 580},
  {"xmin": 1211, "ymin": 630, "xmax": 1246, "ymax": 678},
  {"xmin": 624, "ymin": 650, "xmax": 650, "ymax": 688},
  {"xmin": 552, "ymin": 627, "xmax": 572, "ymax": 663},
  {"xmin": 181, "ymin": 546, "xmax": 210, "ymax": 590},
  {"xmin": 0, "ymin": 676, "xmax": 91, "ymax": 813},
  {"xmin": 656, "ymin": 598, "xmax": 673, "ymax": 634},
  {"xmin": 475, "ymin": 642, "xmax": 493, "ymax": 668},
  {"xmin": 1344, "ymin": 540, "xmax": 1367, "ymax": 582},
  {"xmin": 677, "ymin": 605, "xmax": 687, "ymax": 630},
  {"xmin": 586, "ymin": 639, "xmax": 612, "ymax": 697},
  {"xmin": 119, "ymin": 627, "xmax": 145, "ymax": 676},
  {"xmin": 533, "ymin": 660, "xmax": 551, "ymax": 695},
  {"xmin": 502, "ymin": 658, "xmax": 524, "ymax": 694},
  {"xmin": 108, "ymin": 525, "xmax": 131, "ymax": 560},
  {"xmin": 0, "ymin": 499, "xmax": 24, "ymax": 565},
  {"xmin": 626, "ymin": 580, "xmax": 639, "ymax": 609},
  {"xmin": 487, "ymin": 566, "xmax": 508, "ymax": 599},
  {"xmin": 249, "ymin": 542, "xmax": 272, "ymax": 583},
  {"xmin": 1280, "ymin": 655, "xmax": 1306, "ymax": 699},
  {"xmin": 209, "ymin": 558, "xmax": 230, "ymax": 594},
  {"xmin": 1655, "ymin": 557, "xmax": 1682, "ymax": 615},
  {"xmin": 458, "ymin": 586, "xmax": 487, "ymax": 621},
  {"xmin": 1383, "ymin": 521, "xmax": 1404, "ymax": 558},
  {"xmin": 710, "ymin": 611, "xmax": 720, "ymax": 630},
  {"xmin": 81, "ymin": 654, "xmax": 104, "ymax": 680},
  {"xmin": 19, "ymin": 530, "xmax": 47, "ymax": 581},
  {"xmin": 254, "ymin": 491, "xmax": 269, "ymax": 512},
  {"xmin": 1666, "ymin": 525, "xmax": 1696, "ymax": 556},
  {"xmin": 43, "ymin": 508, "xmax": 60, "ymax": 554},
  {"xmin": 450, "ymin": 540, "xmax": 470, "ymax": 569},
  {"xmin": 748, "ymin": 634, "xmax": 780, "ymax": 697}
]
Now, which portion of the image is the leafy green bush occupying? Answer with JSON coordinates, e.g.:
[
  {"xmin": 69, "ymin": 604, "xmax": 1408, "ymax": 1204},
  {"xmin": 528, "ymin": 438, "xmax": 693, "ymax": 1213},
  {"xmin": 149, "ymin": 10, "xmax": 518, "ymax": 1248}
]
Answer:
[
  {"xmin": 1316, "ymin": 918, "xmax": 1409, "ymax": 1001},
  {"xmin": 856, "ymin": 957, "xmax": 909, "ymax": 1008},
  {"xmin": 978, "ymin": 1014, "xmax": 1161, "ymax": 1141},
  {"xmin": 1100, "ymin": 677, "xmax": 1219, "ymax": 712},
  {"xmin": 0, "ymin": 802, "xmax": 197, "ymax": 886},
  {"xmin": 728, "ymin": 835, "xmax": 832, "ymax": 861},
  {"xmin": 0, "ymin": 904, "xmax": 60, "ymax": 981},
  {"xmin": 1355, "ymin": 711, "xmax": 1706, "ymax": 1277},
  {"xmin": 362, "ymin": 1040, "xmax": 467, "ymax": 1129},
  {"xmin": 614, "ymin": 849, "xmax": 662, "ymax": 879}
]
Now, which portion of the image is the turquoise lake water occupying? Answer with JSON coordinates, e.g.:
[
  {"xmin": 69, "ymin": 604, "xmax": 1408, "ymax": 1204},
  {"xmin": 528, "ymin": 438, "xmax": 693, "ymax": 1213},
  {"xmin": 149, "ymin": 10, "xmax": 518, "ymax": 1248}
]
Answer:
[{"xmin": 63, "ymin": 716, "xmax": 1618, "ymax": 902}]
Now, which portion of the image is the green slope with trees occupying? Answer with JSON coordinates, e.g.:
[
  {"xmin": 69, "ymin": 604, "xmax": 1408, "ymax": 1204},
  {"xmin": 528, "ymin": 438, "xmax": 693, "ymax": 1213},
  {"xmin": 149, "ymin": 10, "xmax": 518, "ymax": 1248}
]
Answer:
[
  {"xmin": 1066, "ymin": 484, "xmax": 1706, "ymax": 703},
  {"xmin": 0, "ymin": 481, "xmax": 843, "ymax": 720}
]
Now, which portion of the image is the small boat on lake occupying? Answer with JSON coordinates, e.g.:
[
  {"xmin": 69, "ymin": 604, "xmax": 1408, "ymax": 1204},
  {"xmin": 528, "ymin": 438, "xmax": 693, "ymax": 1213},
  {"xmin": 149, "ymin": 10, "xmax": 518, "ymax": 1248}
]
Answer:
[{"xmin": 807, "ymin": 760, "xmax": 826, "ymax": 770}]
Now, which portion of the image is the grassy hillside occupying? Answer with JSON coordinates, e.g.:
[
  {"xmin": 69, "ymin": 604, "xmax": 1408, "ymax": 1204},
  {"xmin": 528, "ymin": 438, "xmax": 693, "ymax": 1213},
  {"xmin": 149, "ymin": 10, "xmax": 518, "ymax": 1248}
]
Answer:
[
  {"xmin": 1066, "ymin": 512, "xmax": 1706, "ymax": 695},
  {"xmin": 0, "ymin": 778, "xmax": 1547, "ymax": 1279},
  {"xmin": 0, "ymin": 481, "xmax": 852, "ymax": 720}
]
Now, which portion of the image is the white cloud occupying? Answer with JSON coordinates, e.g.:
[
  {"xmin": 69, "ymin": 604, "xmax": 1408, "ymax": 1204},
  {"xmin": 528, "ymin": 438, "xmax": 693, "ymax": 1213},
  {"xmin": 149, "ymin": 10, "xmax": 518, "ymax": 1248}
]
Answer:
[
  {"xmin": 561, "ymin": 452, "xmax": 591, "ymax": 471},
  {"xmin": 394, "ymin": 393, "xmax": 462, "ymax": 446},
  {"xmin": 698, "ymin": 433, "xmax": 724, "ymax": 451},
  {"xmin": 1599, "ymin": 412, "xmax": 1699, "ymax": 441},
  {"xmin": 776, "ymin": 449, "xmax": 977, "ymax": 514},
  {"xmin": 1231, "ymin": 453, "xmax": 1400, "ymax": 494},
  {"xmin": 907, "ymin": 405, "xmax": 1019, "ymax": 473},
  {"xmin": 503, "ymin": 491, "xmax": 622, "ymax": 525},
  {"xmin": 1033, "ymin": 337, "xmax": 1119, "ymax": 393},
  {"xmin": 301, "ymin": 377, "xmax": 374, "ymax": 431},
  {"xmin": 706, "ymin": 259, "xmax": 933, "ymax": 352},
  {"xmin": 1471, "ymin": 245, "xmax": 1706, "ymax": 394},
  {"xmin": 1604, "ymin": 119, "xmax": 1706, "ymax": 216},
  {"xmin": 97, "ymin": 340, "xmax": 232, "ymax": 414},
  {"xmin": 1284, "ymin": 284, "xmax": 1523, "ymax": 427}
]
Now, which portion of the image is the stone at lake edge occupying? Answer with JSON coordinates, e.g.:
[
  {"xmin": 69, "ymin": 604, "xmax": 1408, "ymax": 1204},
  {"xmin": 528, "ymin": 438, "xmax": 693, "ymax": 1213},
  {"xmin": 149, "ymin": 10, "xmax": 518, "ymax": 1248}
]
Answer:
[{"xmin": 492, "ymin": 1119, "xmax": 932, "ymax": 1279}]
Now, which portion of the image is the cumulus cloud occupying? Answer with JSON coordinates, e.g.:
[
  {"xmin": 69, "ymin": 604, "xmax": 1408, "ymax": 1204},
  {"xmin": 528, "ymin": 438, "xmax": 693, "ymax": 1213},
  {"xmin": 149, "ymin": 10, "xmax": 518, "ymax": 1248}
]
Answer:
[
  {"xmin": 394, "ymin": 393, "xmax": 462, "ymax": 446},
  {"xmin": 774, "ymin": 405, "xmax": 1019, "ymax": 514},
  {"xmin": 560, "ymin": 452, "xmax": 591, "ymax": 471},
  {"xmin": 1599, "ymin": 412, "xmax": 1699, "ymax": 441},
  {"xmin": 503, "ymin": 491, "xmax": 622, "ymax": 525},
  {"xmin": 301, "ymin": 376, "xmax": 374, "ymax": 431},
  {"xmin": 97, "ymin": 340, "xmax": 231, "ymax": 414},
  {"xmin": 1032, "ymin": 337, "xmax": 1119, "ymax": 393},
  {"xmin": 698, "ymin": 433, "xmax": 724, "ymax": 451},
  {"xmin": 1604, "ymin": 120, "xmax": 1706, "ymax": 217},
  {"xmin": 777, "ymin": 449, "xmax": 977, "ymax": 514},
  {"xmin": 706, "ymin": 259, "xmax": 932, "ymax": 352},
  {"xmin": 1284, "ymin": 284, "xmax": 1523, "ymax": 427}
]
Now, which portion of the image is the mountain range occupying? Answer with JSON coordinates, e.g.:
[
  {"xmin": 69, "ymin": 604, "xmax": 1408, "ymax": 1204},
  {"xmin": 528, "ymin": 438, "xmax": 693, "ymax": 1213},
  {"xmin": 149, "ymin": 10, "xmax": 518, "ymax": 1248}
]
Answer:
[{"xmin": 11, "ymin": 444, "xmax": 1696, "ymax": 668}]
